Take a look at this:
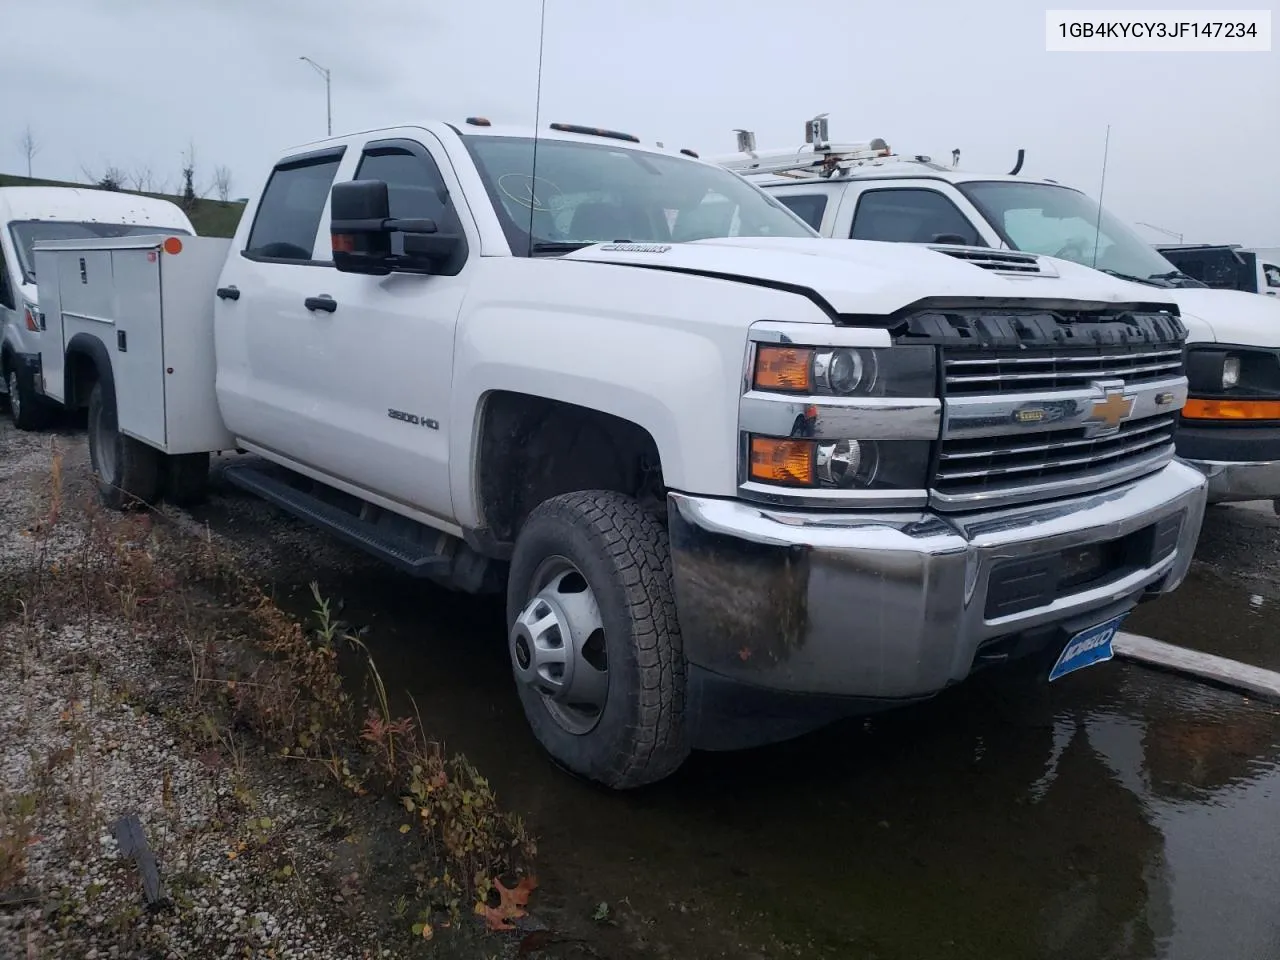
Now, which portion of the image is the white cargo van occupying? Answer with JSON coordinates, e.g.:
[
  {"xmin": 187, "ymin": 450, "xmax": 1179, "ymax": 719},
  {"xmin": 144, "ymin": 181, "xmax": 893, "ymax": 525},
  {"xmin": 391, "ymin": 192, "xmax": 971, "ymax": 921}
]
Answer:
[{"xmin": 0, "ymin": 187, "xmax": 194, "ymax": 429}]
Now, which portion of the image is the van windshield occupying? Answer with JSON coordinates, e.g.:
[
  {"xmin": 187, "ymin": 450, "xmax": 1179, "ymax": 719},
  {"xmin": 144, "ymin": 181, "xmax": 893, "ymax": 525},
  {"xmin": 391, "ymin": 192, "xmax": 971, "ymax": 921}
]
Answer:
[
  {"xmin": 461, "ymin": 135, "xmax": 816, "ymax": 255},
  {"xmin": 8, "ymin": 220, "xmax": 191, "ymax": 282},
  {"xmin": 957, "ymin": 181, "xmax": 1205, "ymax": 288}
]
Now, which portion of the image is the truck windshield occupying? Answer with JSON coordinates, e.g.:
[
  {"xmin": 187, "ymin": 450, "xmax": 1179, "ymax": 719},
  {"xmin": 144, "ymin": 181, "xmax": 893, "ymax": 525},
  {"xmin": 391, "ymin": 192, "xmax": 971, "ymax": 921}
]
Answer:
[
  {"xmin": 8, "ymin": 220, "xmax": 191, "ymax": 283},
  {"xmin": 956, "ymin": 181, "xmax": 1204, "ymax": 288},
  {"xmin": 461, "ymin": 135, "xmax": 816, "ymax": 255}
]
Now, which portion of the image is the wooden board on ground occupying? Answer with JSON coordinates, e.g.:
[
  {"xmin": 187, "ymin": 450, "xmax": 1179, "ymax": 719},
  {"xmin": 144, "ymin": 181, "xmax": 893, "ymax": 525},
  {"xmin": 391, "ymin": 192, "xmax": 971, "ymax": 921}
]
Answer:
[{"xmin": 1114, "ymin": 631, "xmax": 1280, "ymax": 704}]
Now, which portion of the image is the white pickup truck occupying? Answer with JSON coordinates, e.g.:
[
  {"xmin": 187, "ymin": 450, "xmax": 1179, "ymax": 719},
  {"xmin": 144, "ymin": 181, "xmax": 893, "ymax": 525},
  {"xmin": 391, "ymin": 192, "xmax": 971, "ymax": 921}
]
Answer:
[
  {"xmin": 31, "ymin": 118, "xmax": 1207, "ymax": 789},
  {"xmin": 715, "ymin": 119, "xmax": 1280, "ymax": 512}
]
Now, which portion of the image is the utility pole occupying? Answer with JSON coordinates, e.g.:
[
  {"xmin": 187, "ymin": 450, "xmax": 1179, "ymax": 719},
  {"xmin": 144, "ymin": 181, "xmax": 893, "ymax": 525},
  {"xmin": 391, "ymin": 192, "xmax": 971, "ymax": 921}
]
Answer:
[{"xmin": 299, "ymin": 56, "xmax": 332, "ymax": 136}]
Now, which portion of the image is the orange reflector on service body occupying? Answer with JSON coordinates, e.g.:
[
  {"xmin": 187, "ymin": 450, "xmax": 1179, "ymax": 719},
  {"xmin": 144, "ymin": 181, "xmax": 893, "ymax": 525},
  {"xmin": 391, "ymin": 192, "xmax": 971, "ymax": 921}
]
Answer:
[
  {"xmin": 163, "ymin": 236, "xmax": 183, "ymax": 255},
  {"xmin": 749, "ymin": 437, "xmax": 815, "ymax": 486},
  {"xmin": 1183, "ymin": 398, "xmax": 1280, "ymax": 420}
]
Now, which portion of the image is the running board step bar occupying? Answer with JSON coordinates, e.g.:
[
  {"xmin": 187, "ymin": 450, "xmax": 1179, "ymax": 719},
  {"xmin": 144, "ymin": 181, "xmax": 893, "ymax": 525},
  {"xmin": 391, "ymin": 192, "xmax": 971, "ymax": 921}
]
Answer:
[{"xmin": 223, "ymin": 463, "xmax": 453, "ymax": 577}]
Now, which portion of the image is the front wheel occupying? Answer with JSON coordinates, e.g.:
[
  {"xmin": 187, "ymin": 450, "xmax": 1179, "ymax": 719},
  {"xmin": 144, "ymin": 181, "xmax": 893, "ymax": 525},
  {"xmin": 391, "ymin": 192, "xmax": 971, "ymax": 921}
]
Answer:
[
  {"xmin": 88, "ymin": 381, "xmax": 160, "ymax": 510},
  {"xmin": 5, "ymin": 364, "xmax": 53, "ymax": 431},
  {"xmin": 506, "ymin": 490, "xmax": 690, "ymax": 789}
]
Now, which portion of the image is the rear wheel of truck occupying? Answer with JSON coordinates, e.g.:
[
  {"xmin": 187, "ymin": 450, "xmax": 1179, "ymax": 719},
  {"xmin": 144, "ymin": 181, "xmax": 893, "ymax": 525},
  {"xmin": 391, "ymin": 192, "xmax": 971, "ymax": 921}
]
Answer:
[
  {"xmin": 506, "ymin": 490, "xmax": 690, "ymax": 790},
  {"xmin": 88, "ymin": 381, "xmax": 160, "ymax": 510},
  {"xmin": 162, "ymin": 453, "xmax": 211, "ymax": 506},
  {"xmin": 5, "ymin": 364, "xmax": 53, "ymax": 431}
]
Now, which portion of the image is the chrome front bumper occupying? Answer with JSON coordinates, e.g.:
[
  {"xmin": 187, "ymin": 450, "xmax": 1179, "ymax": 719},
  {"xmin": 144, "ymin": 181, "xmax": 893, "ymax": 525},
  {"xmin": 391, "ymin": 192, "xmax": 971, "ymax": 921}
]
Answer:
[
  {"xmin": 1186, "ymin": 458, "xmax": 1280, "ymax": 505},
  {"xmin": 667, "ymin": 460, "xmax": 1207, "ymax": 701}
]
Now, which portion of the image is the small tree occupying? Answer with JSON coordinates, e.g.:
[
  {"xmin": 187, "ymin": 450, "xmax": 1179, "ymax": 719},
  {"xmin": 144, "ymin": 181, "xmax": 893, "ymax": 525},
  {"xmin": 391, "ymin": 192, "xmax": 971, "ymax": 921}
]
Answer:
[
  {"xmin": 212, "ymin": 165, "xmax": 233, "ymax": 203},
  {"xmin": 80, "ymin": 163, "xmax": 125, "ymax": 191},
  {"xmin": 180, "ymin": 140, "xmax": 198, "ymax": 209},
  {"xmin": 98, "ymin": 166, "xmax": 125, "ymax": 191},
  {"xmin": 18, "ymin": 125, "xmax": 40, "ymax": 178},
  {"xmin": 129, "ymin": 163, "xmax": 154, "ymax": 193}
]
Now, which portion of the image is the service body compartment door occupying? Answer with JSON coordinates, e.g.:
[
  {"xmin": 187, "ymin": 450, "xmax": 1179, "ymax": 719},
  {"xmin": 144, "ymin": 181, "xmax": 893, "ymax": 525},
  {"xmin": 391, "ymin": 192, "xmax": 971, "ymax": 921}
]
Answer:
[{"xmin": 110, "ymin": 248, "xmax": 167, "ymax": 447}]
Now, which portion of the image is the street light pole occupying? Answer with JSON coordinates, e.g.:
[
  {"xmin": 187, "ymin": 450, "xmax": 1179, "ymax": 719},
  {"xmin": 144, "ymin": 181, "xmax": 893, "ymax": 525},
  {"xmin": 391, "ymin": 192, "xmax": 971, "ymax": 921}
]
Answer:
[{"xmin": 299, "ymin": 56, "xmax": 332, "ymax": 136}]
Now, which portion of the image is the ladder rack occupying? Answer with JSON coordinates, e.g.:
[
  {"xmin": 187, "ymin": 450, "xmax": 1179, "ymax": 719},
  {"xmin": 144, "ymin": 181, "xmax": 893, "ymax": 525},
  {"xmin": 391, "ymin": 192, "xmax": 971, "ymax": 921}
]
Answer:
[
  {"xmin": 716, "ymin": 141, "xmax": 893, "ymax": 179},
  {"xmin": 713, "ymin": 116, "xmax": 895, "ymax": 180}
]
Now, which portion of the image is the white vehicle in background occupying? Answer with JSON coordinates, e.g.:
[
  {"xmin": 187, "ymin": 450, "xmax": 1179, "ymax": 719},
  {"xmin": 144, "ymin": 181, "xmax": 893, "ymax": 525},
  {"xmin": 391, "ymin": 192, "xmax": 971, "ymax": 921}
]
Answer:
[
  {"xmin": 1154, "ymin": 244, "xmax": 1280, "ymax": 299},
  {"xmin": 0, "ymin": 187, "xmax": 194, "ymax": 429},
  {"xmin": 714, "ymin": 118, "xmax": 1280, "ymax": 512}
]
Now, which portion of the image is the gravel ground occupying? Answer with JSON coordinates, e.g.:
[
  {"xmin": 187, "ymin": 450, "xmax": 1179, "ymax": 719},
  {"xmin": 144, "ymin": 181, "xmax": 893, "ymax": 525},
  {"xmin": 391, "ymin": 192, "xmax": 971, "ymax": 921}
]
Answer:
[{"xmin": 0, "ymin": 421, "xmax": 532, "ymax": 960}]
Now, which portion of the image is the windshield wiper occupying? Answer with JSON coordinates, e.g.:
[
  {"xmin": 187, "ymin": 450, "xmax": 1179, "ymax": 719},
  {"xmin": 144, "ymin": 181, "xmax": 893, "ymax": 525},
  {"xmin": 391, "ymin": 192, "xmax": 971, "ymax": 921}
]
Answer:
[
  {"xmin": 1148, "ymin": 269, "xmax": 1207, "ymax": 288},
  {"xmin": 1099, "ymin": 268, "xmax": 1167, "ymax": 286}
]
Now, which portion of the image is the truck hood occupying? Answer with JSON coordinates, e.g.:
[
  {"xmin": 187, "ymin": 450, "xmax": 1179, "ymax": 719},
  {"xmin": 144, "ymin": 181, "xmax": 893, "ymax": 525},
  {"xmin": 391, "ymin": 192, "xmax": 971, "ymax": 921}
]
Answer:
[
  {"xmin": 1165, "ymin": 287, "xmax": 1280, "ymax": 347},
  {"xmin": 564, "ymin": 237, "xmax": 1182, "ymax": 317}
]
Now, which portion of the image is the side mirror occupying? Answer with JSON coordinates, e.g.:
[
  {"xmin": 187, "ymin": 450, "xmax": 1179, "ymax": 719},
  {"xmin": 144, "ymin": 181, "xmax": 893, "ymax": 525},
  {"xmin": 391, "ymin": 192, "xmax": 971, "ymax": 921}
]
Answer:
[
  {"xmin": 331, "ymin": 180, "xmax": 393, "ymax": 275},
  {"xmin": 330, "ymin": 179, "xmax": 462, "ymax": 275}
]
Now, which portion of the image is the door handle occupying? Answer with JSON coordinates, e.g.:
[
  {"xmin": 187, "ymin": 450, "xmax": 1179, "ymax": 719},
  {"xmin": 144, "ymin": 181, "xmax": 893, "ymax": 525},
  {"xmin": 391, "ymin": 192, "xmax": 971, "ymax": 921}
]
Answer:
[
  {"xmin": 304, "ymin": 296, "xmax": 337, "ymax": 314},
  {"xmin": 216, "ymin": 286, "xmax": 240, "ymax": 301}
]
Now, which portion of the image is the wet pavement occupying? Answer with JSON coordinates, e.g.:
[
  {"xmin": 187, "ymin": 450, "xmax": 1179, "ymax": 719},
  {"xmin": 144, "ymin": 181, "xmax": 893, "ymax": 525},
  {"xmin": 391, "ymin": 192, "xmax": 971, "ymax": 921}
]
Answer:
[{"xmin": 179, "ymin": 465, "xmax": 1280, "ymax": 960}]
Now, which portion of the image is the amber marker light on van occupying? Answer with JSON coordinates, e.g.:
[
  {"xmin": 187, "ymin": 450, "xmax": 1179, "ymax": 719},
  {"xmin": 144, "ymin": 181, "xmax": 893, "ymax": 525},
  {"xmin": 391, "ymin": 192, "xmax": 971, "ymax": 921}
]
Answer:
[
  {"xmin": 162, "ymin": 236, "xmax": 183, "ymax": 255},
  {"xmin": 754, "ymin": 346, "xmax": 813, "ymax": 392},
  {"xmin": 749, "ymin": 437, "xmax": 816, "ymax": 486},
  {"xmin": 1183, "ymin": 399, "xmax": 1280, "ymax": 420}
]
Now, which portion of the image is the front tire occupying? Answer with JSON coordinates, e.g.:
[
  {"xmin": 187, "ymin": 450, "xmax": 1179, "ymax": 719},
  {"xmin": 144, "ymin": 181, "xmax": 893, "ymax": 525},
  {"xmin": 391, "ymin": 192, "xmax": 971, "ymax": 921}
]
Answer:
[
  {"xmin": 506, "ymin": 490, "xmax": 690, "ymax": 790},
  {"xmin": 5, "ymin": 363, "xmax": 53, "ymax": 431},
  {"xmin": 88, "ymin": 381, "xmax": 160, "ymax": 510}
]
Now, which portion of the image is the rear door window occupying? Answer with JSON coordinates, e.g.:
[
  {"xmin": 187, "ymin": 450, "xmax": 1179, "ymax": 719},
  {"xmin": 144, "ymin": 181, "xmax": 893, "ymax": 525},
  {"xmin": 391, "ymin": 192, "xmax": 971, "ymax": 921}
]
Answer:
[{"xmin": 244, "ymin": 150, "xmax": 345, "ymax": 261}]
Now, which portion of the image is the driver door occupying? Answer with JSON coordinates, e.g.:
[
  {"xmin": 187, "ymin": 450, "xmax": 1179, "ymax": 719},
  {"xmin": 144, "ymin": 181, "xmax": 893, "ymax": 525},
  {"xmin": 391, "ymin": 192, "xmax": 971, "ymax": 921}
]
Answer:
[{"xmin": 299, "ymin": 131, "xmax": 477, "ymax": 526}]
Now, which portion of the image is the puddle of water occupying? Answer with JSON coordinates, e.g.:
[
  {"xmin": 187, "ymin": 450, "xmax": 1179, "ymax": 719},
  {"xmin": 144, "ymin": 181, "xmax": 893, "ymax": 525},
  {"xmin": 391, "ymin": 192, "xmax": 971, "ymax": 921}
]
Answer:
[
  {"xmin": 266, "ymin": 564, "xmax": 1280, "ymax": 960},
  {"xmin": 1126, "ymin": 566, "xmax": 1280, "ymax": 673}
]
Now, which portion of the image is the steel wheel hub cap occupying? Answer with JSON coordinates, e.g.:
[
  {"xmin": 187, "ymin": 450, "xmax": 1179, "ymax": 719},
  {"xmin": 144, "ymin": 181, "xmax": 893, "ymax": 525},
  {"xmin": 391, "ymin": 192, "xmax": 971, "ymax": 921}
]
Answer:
[{"xmin": 510, "ymin": 562, "xmax": 609, "ymax": 736}]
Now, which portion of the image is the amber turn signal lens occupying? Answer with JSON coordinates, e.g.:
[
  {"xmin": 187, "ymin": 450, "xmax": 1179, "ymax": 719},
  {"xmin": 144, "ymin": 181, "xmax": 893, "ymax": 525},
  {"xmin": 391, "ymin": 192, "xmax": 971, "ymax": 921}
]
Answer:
[
  {"xmin": 749, "ymin": 437, "xmax": 815, "ymax": 486},
  {"xmin": 754, "ymin": 346, "xmax": 813, "ymax": 392},
  {"xmin": 1183, "ymin": 398, "xmax": 1280, "ymax": 420}
]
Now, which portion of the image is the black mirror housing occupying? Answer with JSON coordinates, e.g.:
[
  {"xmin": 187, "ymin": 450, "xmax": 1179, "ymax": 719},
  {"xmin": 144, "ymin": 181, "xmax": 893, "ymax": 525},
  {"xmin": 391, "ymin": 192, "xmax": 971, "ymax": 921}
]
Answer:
[
  {"xmin": 332, "ymin": 180, "xmax": 393, "ymax": 275},
  {"xmin": 330, "ymin": 178, "xmax": 463, "ymax": 276}
]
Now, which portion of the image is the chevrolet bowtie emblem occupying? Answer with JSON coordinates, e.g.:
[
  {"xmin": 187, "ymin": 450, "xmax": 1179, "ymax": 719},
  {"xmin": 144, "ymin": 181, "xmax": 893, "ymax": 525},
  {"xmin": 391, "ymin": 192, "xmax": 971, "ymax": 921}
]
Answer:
[{"xmin": 1088, "ymin": 390, "xmax": 1134, "ymax": 430}]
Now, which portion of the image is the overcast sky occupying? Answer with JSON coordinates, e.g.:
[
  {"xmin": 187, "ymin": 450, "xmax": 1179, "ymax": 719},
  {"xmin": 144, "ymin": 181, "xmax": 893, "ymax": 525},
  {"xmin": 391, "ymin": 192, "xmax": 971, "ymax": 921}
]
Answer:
[{"xmin": 3, "ymin": 0, "xmax": 1277, "ymax": 245}]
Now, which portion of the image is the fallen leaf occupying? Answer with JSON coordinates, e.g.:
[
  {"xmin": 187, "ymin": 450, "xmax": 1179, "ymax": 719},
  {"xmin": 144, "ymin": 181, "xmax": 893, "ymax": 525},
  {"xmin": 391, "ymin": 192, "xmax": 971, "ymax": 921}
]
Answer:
[
  {"xmin": 399, "ymin": 824, "xmax": 410, "ymax": 834},
  {"xmin": 480, "ymin": 876, "xmax": 538, "ymax": 931},
  {"xmin": 420, "ymin": 922, "xmax": 433, "ymax": 940}
]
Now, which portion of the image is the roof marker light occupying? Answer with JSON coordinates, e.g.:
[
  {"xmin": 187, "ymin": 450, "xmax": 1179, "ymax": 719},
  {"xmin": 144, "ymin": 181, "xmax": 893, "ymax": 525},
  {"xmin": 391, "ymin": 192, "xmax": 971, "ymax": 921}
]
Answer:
[{"xmin": 549, "ymin": 122, "xmax": 640, "ymax": 143}]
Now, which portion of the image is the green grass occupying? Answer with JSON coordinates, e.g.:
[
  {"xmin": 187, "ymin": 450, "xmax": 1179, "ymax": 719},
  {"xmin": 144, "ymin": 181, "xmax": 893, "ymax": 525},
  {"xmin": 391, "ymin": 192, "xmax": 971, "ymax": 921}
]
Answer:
[{"xmin": 0, "ymin": 172, "xmax": 245, "ymax": 238}]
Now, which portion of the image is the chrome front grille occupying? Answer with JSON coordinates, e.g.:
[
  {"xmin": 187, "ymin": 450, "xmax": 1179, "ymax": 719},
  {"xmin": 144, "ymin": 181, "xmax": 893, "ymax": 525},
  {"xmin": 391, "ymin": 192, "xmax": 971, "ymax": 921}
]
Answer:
[
  {"xmin": 943, "ymin": 347, "xmax": 1184, "ymax": 395},
  {"xmin": 932, "ymin": 341, "xmax": 1187, "ymax": 510},
  {"xmin": 935, "ymin": 414, "xmax": 1178, "ymax": 496}
]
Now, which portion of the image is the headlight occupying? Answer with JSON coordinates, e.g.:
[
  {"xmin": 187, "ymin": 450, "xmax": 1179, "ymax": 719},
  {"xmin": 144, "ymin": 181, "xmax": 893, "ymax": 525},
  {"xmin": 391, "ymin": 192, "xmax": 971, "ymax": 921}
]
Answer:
[
  {"xmin": 1222, "ymin": 355, "xmax": 1241, "ymax": 389},
  {"xmin": 1184, "ymin": 346, "xmax": 1280, "ymax": 421},
  {"xmin": 752, "ymin": 345, "xmax": 935, "ymax": 398},
  {"xmin": 748, "ymin": 436, "xmax": 931, "ymax": 490}
]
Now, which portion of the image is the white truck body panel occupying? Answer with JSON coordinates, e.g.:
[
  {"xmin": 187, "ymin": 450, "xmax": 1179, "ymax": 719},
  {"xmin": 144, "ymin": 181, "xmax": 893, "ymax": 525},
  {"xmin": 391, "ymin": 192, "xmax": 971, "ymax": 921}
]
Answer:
[{"xmin": 34, "ymin": 234, "xmax": 235, "ymax": 454}]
